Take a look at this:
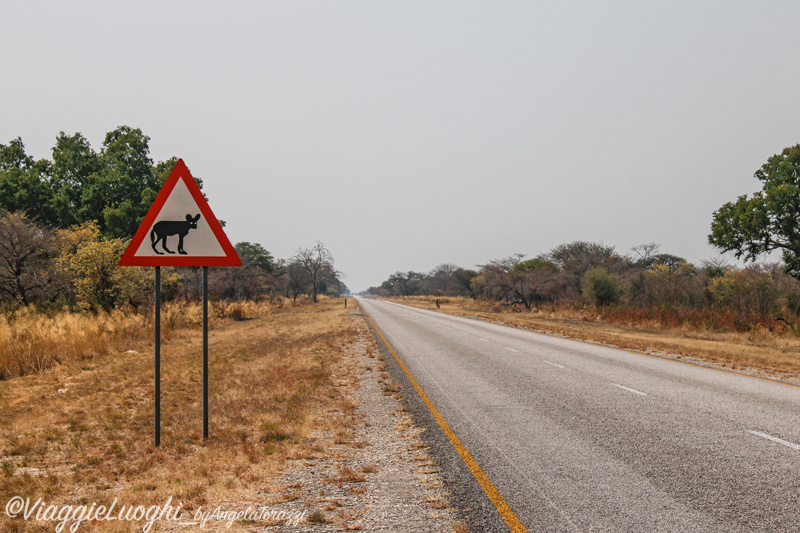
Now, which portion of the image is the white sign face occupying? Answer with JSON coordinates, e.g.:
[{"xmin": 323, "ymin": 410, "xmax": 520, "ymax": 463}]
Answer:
[
  {"xmin": 119, "ymin": 159, "xmax": 241, "ymax": 267},
  {"xmin": 131, "ymin": 179, "xmax": 227, "ymax": 258}
]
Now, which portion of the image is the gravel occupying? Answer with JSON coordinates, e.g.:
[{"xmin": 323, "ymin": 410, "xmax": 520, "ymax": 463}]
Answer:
[{"xmin": 260, "ymin": 313, "xmax": 462, "ymax": 532}]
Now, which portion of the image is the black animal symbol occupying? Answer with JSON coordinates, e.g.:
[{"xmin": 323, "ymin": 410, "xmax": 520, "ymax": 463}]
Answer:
[{"xmin": 151, "ymin": 214, "xmax": 201, "ymax": 255}]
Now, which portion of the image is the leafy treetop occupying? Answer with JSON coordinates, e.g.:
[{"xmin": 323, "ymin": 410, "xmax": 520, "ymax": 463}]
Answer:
[
  {"xmin": 709, "ymin": 144, "xmax": 800, "ymax": 279},
  {"xmin": 0, "ymin": 127, "xmax": 198, "ymax": 239}
]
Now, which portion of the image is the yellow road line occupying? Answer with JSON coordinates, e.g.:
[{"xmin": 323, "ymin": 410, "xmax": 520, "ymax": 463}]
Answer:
[{"xmin": 365, "ymin": 314, "xmax": 528, "ymax": 533}]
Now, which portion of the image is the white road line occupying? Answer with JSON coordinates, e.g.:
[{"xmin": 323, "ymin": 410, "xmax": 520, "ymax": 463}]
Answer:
[
  {"xmin": 749, "ymin": 430, "xmax": 800, "ymax": 451},
  {"xmin": 461, "ymin": 332, "xmax": 469, "ymax": 335},
  {"xmin": 479, "ymin": 338, "xmax": 489, "ymax": 342},
  {"xmin": 505, "ymin": 347, "xmax": 518, "ymax": 353},
  {"xmin": 545, "ymin": 361, "xmax": 565, "ymax": 368},
  {"xmin": 612, "ymin": 383, "xmax": 648, "ymax": 396}
]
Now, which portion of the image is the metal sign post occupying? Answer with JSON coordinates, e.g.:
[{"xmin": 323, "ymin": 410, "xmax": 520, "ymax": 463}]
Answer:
[
  {"xmin": 155, "ymin": 266, "xmax": 161, "ymax": 447},
  {"xmin": 203, "ymin": 266, "xmax": 209, "ymax": 440},
  {"xmin": 119, "ymin": 159, "xmax": 241, "ymax": 447}
]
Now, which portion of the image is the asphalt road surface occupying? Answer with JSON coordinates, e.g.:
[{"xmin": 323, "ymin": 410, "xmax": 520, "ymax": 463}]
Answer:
[{"xmin": 358, "ymin": 297, "xmax": 800, "ymax": 532}]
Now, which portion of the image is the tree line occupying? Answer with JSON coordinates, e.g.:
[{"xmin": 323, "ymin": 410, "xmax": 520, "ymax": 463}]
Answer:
[
  {"xmin": 368, "ymin": 143, "xmax": 800, "ymax": 330},
  {"xmin": 0, "ymin": 128, "xmax": 344, "ymax": 311},
  {"xmin": 366, "ymin": 241, "xmax": 797, "ymax": 321}
]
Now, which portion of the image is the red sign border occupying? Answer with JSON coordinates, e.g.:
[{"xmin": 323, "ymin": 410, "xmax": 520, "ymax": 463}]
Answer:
[{"xmin": 119, "ymin": 159, "xmax": 242, "ymax": 267}]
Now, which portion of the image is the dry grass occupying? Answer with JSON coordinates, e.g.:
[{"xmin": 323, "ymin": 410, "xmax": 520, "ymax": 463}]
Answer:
[
  {"xmin": 451, "ymin": 520, "xmax": 470, "ymax": 533},
  {"xmin": 0, "ymin": 296, "xmax": 359, "ymax": 531},
  {"xmin": 0, "ymin": 300, "xmax": 284, "ymax": 380},
  {"xmin": 0, "ymin": 307, "xmax": 147, "ymax": 379},
  {"xmin": 424, "ymin": 495, "xmax": 449, "ymax": 509},
  {"xmin": 388, "ymin": 296, "xmax": 800, "ymax": 378},
  {"xmin": 323, "ymin": 465, "xmax": 367, "ymax": 486}
]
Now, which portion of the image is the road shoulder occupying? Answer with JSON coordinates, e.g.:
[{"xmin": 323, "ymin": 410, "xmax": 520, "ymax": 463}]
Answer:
[{"xmin": 262, "ymin": 310, "xmax": 465, "ymax": 532}]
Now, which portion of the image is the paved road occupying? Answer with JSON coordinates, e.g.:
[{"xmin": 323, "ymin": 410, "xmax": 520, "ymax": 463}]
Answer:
[{"xmin": 359, "ymin": 297, "xmax": 800, "ymax": 532}]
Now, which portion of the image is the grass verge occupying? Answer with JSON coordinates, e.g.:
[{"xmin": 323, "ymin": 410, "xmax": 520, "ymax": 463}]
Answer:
[{"xmin": 0, "ymin": 297, "xmax": 360, "ymax": 531}]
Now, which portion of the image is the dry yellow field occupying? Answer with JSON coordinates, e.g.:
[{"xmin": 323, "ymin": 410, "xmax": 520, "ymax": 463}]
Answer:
[{"xmin": 0, "ymin": 298, "xmax": 364, "ymax": 532}]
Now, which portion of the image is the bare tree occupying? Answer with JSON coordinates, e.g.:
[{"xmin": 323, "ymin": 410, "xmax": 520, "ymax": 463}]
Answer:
[
  {"xmin": 0, "ymin": 212, "xmax": 57, "ymax": 306},
  {"xmin": 475, "ymin": 255, "xmax": 560, "ymax": 310},
  {"xmin": 177, "ymin": 266, "xmax": 204, "ymax": 301},
  {"xmin": 293, "ymin": 242, "xmax": 338, "ymax": 303},
  {"xmin": 425, "ymin": 263, "xmax": 458, "ymax": 295},
  {"xmin": 285, "ymin": 260, "xmax": 311, "ymax": 303},
  {"xmin": 631, "ymin": 242, "xmax": 661, "ymax": 267}
]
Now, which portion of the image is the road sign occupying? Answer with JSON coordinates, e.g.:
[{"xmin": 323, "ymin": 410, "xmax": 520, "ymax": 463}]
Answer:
[
  {"xmin": 118, "ymin": 159, "xmax": 242, "ymax": 446},
  {"xmin": 119, "ymin": 159, "xmax": 241, "ymax": 267}
]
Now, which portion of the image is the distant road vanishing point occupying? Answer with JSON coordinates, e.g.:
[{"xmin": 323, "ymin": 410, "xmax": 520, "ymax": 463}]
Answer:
[{"xmin": 359, "ymin": 297, "xmax": 800, "ymax": 532}]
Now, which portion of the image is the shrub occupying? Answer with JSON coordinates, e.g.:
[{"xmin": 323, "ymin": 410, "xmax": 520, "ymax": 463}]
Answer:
[
  {"xmin": 59, "ymin": 238, "xmax": 151, "ymax": 311},
  {"xmin": 787, "ymin": 289, "xmax": 800, "ymax": 316},
  {"xmin": 581, "ymin": 268, "xmax": 622, "ymax": 306},
  {"xmin": 708, "ymin": 267, "xmax": 778, "ymax": 320}
]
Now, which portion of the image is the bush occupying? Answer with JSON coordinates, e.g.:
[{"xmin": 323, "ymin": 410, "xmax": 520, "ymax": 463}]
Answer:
[
  {"xmin": 59, "ymin": 238, "xmax": 151, "ymax": 311},
  {"xmin": 787, "ymin": 289, "xmax": 800, "ymax": 316},
  {"xmin": 708, "ymin": 267, "xmax": 778, "ymax": 320},
  {"xmin": 581, "ymin": 268, "xmax": 622, "ymax": 306}
]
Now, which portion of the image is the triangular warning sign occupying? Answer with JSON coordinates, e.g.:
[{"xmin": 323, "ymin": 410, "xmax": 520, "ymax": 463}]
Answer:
[{"xmin": 119, "ymin": 159, "xmax": 242, "ymax": 267}]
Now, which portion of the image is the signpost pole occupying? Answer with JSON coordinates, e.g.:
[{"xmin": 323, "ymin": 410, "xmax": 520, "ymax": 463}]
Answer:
[
  {"xmin": 203, "ymin": 266, "xmax": 209, "ymax": 441},
  {"xmin": 118, "ymin": 159, "xmax": 241, "ymax": 446},
  {"xmin": 155, "ymin": 266, "xmax": 161, "ymax": 447}
]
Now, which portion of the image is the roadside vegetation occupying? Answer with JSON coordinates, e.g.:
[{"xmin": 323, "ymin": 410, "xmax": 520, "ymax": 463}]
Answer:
[
  {"xmin": 368, "ymin": 143, "xmax": 800, "ymax": 377},
  {"xmin": 368, "ymin": 244, "xmax": 800, "ymax": 336},
  {"xmin": 0, "ymin": 127, "xmax": 359, "ymax": 530},
  {"xmin": 0, "ymin": 127, "xmax": 476, "ymax": 532},
  {"xmin": 0, "ymin": 297, "xmax": 369, "ymax": 531},
  {"xmin": 0, "ymin": 209, "xmax": 344, "ymax": 380},
  {"xmin": 0, "ymin": 127, "xmax": 347, "ymax": 378}
]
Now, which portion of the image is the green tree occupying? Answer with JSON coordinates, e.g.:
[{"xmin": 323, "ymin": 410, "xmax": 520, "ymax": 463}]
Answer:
[
  {"xmin": 236, "ymin": 242, "xmax": 276, "ymax": 273},
  {"xmin": 0, "ymin": 139, "xmax": 58, "ymax": 225},
  {"xmin": 709, "ymin": 144, "xmax": 800, "ymax": 279},
  {"xmin": 49, "ymin": 132, "xmax": 101, "ymax": 226},
  {"xmin": 85, "ymin": 126, "xmax": 157, "ymax": 237},
  {"xmin": 1, "ymin": 128, "xmax": 187, "ymax": 236},
  {"xmin": 76, "ymin": 127, "xmax": 188, "ymax": 239},
  {"xmin": 0, "ymin": 138, "xmax": 34, "ymax": 170}
]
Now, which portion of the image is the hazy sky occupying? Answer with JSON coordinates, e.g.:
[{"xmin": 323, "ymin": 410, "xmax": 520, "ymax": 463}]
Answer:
[{"xmin": 2, "ymin": 1, "xmax": 799, "ymax": 291}]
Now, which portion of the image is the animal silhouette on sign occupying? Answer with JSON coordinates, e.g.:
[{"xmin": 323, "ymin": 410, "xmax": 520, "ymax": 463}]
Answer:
[{"xmin": 151, "ymin": 214, "xmax": 201, "ymax": 255}]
